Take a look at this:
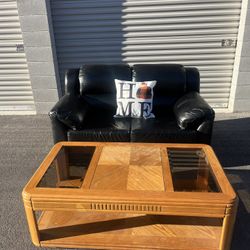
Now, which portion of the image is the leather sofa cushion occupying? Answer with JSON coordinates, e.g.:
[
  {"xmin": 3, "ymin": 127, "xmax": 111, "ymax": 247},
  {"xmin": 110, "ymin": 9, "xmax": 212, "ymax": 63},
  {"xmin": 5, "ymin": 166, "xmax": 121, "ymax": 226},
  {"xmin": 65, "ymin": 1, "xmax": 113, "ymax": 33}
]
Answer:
[
  {"xmin": 79, "ymin": 64, "xmax": 132, "ymax": 95},
  {"xmin": 185, "ymin": 67, "xmax": 200, "ymax": 92},
  {"xmin": 79, "ymin": 64, "xmax": 132, "ymax": 116},
  {"xmin": 133, "ymin": 64, "xmax": 186, "ymax": 117},
  {"xmin": 133, "ymin": 64, "xmax": 186, "ymax": 94},
  {"xmin": 131, "ymin": 116, "xmax": 200, "ymax": 143},
  {"xmin": 83, "ymin": 93, "xmax": 117, "ymax": 117},
  {"xmin": 67, "ymin": 118, "xmax": 131, "ymax": 142}
]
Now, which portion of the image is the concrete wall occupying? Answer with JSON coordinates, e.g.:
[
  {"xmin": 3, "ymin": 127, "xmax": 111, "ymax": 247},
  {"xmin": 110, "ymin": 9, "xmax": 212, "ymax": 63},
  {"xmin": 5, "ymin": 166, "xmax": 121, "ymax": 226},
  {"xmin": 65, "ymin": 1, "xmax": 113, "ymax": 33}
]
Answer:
[
  {"xmin": 234, "ymin": 4, "xmax": 250, "ymax": 112},
  {"xmin": 17, "ymin": 0, "xmax": 59, "ymax": 114}
]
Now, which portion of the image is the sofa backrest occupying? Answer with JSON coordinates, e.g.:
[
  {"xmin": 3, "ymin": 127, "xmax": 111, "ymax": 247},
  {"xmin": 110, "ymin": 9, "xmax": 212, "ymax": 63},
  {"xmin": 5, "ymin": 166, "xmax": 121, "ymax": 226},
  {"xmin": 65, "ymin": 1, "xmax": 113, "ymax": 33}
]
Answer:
[
  {"xmin": 66, "ymin": 63, "xmax": 200, "ymax": 118},
  {"xmin": 79, "ymin": 64, "xmax": 132, "ymax": 117},
  {"xmin": 79, "ymin": 64, "xmax": 132, "ymax": 95},
  {"xmin": 133, "ymin": 64, "xmax": 186, "ymax": 116},
  {"xmin": 185, "ymin": 67, "xmax": 200, "ymax": 93}
]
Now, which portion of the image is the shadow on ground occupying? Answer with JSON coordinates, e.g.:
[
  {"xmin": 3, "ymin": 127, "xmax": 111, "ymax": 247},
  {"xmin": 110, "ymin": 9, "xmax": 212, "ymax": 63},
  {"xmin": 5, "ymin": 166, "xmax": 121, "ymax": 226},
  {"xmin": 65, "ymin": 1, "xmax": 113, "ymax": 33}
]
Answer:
[
  {"xmin": 212, "ymin": 117, "xmax": 250, "ymax": 250},
  {"xmin": 212, "ymin": 117, "xmax": 250, "ymax": 168}
]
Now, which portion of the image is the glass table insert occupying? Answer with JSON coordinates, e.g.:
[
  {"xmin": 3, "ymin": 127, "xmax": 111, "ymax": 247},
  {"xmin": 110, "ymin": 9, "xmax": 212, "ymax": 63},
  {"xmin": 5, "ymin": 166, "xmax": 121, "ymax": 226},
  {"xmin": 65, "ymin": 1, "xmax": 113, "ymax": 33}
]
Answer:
[
  {"xmin": 36, "ymin": 144, "xmax": 222, "ymax": 194},
  {"xmin": 37, "ymin": 146, "xmax": 96, "ymax": 189},
  {"xmin": 167, "ymin": 147, "xmax": 221, "ymax": 192}
]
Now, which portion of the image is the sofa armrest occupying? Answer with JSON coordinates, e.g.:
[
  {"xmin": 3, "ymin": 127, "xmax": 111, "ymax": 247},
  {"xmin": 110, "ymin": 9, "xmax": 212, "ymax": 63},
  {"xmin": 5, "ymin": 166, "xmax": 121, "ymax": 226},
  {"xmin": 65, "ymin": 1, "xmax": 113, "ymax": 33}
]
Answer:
[
  {"xmin": 174, "ymin": 92, "xmax": 215, "ymax": 133},
  {"xmin": 49, "ymin": 113, "xmax": 68, "ymax": 143},
  {"xmin": 49, "ymin": 94, "xmax": 88, "ymax": 131}
]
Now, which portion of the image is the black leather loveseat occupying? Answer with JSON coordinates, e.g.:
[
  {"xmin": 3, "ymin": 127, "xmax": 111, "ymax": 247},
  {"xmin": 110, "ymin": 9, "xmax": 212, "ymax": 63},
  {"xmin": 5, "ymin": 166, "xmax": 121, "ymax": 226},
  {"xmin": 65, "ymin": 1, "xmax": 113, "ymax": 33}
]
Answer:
[{"xmin": 49, "ymin": 64, "xmax": 215, "ymax": 144}]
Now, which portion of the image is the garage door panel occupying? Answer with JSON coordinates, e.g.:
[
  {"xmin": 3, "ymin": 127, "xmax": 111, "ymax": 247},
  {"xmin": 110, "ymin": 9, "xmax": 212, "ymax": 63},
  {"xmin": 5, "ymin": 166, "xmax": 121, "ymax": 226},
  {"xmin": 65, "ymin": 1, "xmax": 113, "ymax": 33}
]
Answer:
[
  {"xmin": 0, "ymin": 0, "xmax": 35, "ymax": 112},
  {"xmin": 51, "ymin": 0, "xmax": 242, "ymax": 109}
]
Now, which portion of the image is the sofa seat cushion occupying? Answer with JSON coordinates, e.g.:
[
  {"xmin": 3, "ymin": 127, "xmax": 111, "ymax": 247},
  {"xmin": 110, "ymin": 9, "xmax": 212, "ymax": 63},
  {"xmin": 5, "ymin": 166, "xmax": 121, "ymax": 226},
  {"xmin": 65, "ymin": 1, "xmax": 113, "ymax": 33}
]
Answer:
[
  {"xmin": 131, "ymin": 116, "xmax": 199, "ymax": 143},
  {"xmin": 67, "ymin": 118, "xmax": 130, "ymax": 142}
]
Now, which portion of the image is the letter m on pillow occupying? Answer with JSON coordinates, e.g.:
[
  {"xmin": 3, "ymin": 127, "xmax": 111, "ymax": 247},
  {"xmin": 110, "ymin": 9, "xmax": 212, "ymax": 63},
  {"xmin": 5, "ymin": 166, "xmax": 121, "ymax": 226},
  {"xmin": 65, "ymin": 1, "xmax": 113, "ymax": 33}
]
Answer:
[{"xmin": 116, "ymin": 101, "xmax": 134, "ymax": 116}]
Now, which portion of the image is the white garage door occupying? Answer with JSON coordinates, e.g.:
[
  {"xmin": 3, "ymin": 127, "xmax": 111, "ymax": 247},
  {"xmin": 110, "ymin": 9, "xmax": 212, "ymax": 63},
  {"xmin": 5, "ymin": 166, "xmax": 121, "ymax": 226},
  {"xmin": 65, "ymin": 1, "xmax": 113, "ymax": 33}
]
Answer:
[
  {"xmin": 0, "ymin": 0, "xmax": 35, "ymax": 114},
  {"xmin": 51, "ymin": 0, "xmax": 242, "ymax": 109}
]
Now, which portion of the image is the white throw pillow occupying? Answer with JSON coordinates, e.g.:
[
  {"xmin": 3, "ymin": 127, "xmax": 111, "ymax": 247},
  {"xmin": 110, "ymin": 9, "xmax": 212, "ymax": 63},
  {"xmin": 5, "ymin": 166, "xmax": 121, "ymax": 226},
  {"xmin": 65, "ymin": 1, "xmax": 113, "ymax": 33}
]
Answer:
[{"xmin": 114, "ymin": 79, "xmax": 156, "ymax": 119}]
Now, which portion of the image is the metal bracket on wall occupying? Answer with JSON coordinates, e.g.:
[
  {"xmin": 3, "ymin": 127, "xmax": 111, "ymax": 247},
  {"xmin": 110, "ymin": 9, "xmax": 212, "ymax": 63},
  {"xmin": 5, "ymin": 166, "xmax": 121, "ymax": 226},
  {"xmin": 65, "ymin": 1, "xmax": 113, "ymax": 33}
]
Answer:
[
  {"xmin": 221, "ymin": 39, "xmax": 237, "ymax": 48},
  {"xmin": 16, "ymin": 44, "xmax": 24, "ymax": 52}
]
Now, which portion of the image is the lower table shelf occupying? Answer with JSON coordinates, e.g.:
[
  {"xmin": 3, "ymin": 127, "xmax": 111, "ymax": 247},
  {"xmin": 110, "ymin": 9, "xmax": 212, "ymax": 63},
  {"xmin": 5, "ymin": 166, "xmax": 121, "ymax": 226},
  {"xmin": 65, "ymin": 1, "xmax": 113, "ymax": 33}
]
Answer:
[{"xmin": 38, "ymin": 210, "xmax": 223, "ymax": 250}]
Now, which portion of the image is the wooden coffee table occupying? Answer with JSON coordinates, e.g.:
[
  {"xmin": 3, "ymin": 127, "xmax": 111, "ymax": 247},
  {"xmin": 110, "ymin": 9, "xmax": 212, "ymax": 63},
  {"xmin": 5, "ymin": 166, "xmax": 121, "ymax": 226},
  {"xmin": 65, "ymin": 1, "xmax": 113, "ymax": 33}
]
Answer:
[{"xmin": 22, "ymin": 142, "xmax": 238, "ymax": 250}]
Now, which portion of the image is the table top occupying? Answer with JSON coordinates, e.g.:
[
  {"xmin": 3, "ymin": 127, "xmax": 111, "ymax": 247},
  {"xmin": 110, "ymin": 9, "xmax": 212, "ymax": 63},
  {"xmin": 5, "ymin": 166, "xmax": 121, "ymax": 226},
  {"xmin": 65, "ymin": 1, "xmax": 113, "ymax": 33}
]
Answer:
[{"xmin": 23, "ymin": 142, "xmax": 236, "ymax": 217}]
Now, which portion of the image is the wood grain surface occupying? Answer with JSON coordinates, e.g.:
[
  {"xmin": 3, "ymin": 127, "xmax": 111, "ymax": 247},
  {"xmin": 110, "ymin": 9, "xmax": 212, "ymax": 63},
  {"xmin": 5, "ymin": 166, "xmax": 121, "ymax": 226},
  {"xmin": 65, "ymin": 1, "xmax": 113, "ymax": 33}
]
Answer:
[
  {"xmin": 91, "ymin": 146, "xmax": 164, "ymax": 191},
  {"xmin": 39, "ymin": 210, "xmax": 222, "ymax": 250}
]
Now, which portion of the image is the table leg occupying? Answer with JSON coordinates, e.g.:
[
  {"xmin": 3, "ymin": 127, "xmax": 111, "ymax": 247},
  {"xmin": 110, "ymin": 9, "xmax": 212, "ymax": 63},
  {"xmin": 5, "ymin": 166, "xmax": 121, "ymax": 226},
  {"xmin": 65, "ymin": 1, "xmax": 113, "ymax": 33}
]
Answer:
[
  {"xmin": 219, "ymin": 198, "xmax": 238, "ymax": 250},
  {"xmin": 23, "ymin": 198, "xmax": 40, "ymax": 246}
]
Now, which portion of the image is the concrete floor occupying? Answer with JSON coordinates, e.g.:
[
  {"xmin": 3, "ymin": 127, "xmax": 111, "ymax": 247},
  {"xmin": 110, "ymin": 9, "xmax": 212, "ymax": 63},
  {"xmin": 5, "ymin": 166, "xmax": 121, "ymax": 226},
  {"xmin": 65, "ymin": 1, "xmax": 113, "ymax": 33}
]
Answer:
[{"xmin": 0, "ymin": 113, "xmax": 250, "ymax": 250}]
